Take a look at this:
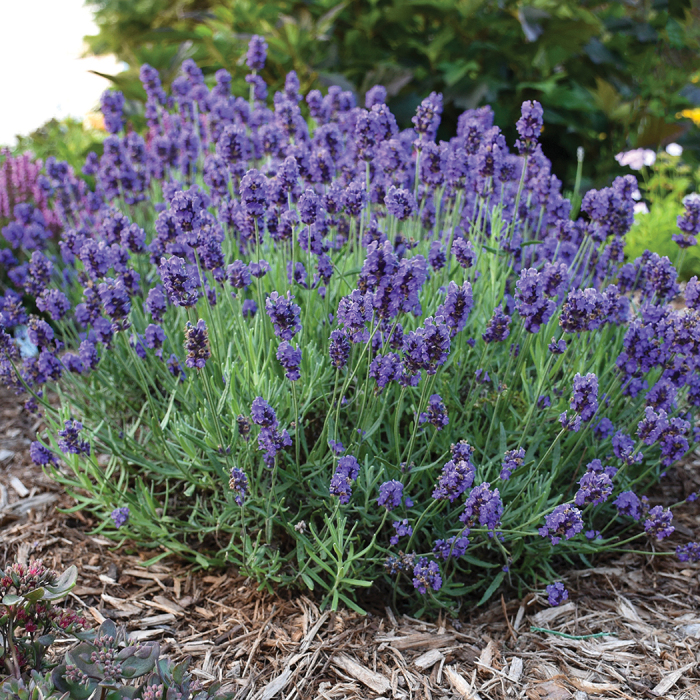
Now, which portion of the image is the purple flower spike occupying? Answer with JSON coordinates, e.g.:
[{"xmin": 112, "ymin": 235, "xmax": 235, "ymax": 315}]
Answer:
[
  {"xmin": 229, "ymin": 467, "xmax": 249, "ymax": 506},
  {"xmin": 644, "ymin": 505, "xmax": 674, "ymax": 540},
  {"xmin": 433, "ymin": 442, "xmax": 476, "ymax": 502},
  {"xmin": 111, "ymin": 506, "xmax": 130, "ymax": 528},
  {"xmin": 377, "ymin": 480, "xmax": 406, "ymax": 511},
  {"xmin": 30, "ymin": 442, "xmax": 56, "ymax": 466},
  {"xmin": 329, "ymin": 455, "xmax": 361, "ymax": 504},
  {"xmin": 265, "ymin": 291, "xmax": 302, "ymax": 341},
  {"xmin": 184, "ymin": 319, "xmax": 210, "ymax": 369},
  {"xmin": 539, "ymin": 504, "xmax": 583, "ymax": 545},
  {"xmin": 57, "ymin": 419, "xmax": 90, "ymax": 456},
  {"xmin": 546, "ymin": 582, "xmax": 568, "ymax": 607},
  {"xmin": 246, "ymin": 35, "xmax": 268, "ymax": 71},
  {"xmin": 419, "ymin": 394, "xmax": 449, "ymax": 430},
  {"xmin": 500, "ymin": 447, "xmax": 525, "ymax": 481},
  {"xmin": 412, "ymin": 557, "xmax": 442, "ymax": 594},
  {"xmin": 276, "ymin": 341, "xmax": 302, "ymax": 381},
  {"xmin": 390, "ymin": 519, "xmax": 413, "ymax": 545}
]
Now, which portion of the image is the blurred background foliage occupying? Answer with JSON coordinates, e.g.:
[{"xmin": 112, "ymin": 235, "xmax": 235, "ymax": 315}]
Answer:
[{"xmin": 78, "ymin": 0, "xmax": 700, "ymax": 188}]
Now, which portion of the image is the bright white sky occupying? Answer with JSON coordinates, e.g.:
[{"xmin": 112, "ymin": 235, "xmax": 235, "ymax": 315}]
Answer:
[{"xmin": 0, "ymin": 0, "xmax": 123, "ymax": 146}]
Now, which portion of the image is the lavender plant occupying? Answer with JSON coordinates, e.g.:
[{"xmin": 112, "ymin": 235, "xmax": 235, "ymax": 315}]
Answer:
[{"xmin": 1, "ymin": 46, "xmax": 700, "ymax": 614}]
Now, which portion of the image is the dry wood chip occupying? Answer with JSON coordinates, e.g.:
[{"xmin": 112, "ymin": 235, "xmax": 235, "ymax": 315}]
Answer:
[
  {"xmin": 413, "ymin": 649, "xmax": 443, "ymax": 671},
  {"xmin": 478, "ymin": 640, "xmax": 496, "ymax": 670},
  {"xmin": 88, "ymin": 607, "xmax": 106, "ymax": 624},
  {"xmin": 129, "ymin": 629, "xmax": 163, "ymax": 641},
  {"xmin": 569, "ymin": 678, "xmax": 619, "ymax": 694},
  {"xmin": 121, "ymin": 568, "xmax": 170, "ymax": 581},
  {"xmin": 507, "ymin": 657, "xmax": 524, "ymax": 683},
  {"xmin": 375, "ymin": 633, "xmax": 455, "ymax": 650},
  {"xmin": 142, "ymin": 595, "xmax": 184, "ymax": 615},
  {"xmin": 73, "ymin": 586, "xmax": 103, "ymax": 596},
  {"xmin": 652, "ymin": 661, "xmax": 696, "ymax": 697},
  {"xmin": 101, "ymin": 593, "xmax": 142, "ymax": 615},
  {"xmin": 528, "ymin": 680, "xmax": 572, "ymax": 700},
  {"xmin": 332, "ymin": 653, "xmax": 391, "ymax": 695},
  {"xmin": 4, "ymin": 493, "xmax": 57, "ymax": 514},
  {"xmin": 9, "ymin": 477, "xmax": 28, "ymax": 497},
  {"xmin": 531, "ymin": 602, "xmax": 576, "ymax": 626},
  {"xmin": 139, "ymin": 613, "xmax": 176, "ymax": 627},
  {"xmin": 444, "ymin": 666, "xmax": 479, "ymax": 699},
  {"xmin": 0, "ymin": 449, "xmax": 16, "ymax": 463}
]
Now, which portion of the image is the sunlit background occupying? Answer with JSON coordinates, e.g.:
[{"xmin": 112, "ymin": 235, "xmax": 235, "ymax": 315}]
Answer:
[{"xmin": 0, "ymin": 0, "xmax": 121, "ymax": 146}]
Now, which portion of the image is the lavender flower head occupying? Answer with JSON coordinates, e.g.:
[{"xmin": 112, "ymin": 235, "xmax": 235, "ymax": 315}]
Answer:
[
  {"xmin": 110, "ymin": 507, "xmax": 130, "ymax": 528},
  {"xmin": 329, "ymin": 455, "xmax": 361, "ymax": 504},
  {"xmin": 412, "ymin": 558, "xmax": 442, "ymax": 594},
  {"xmin": 574, "ymin": 461, "xmax": 615, "ymax": 507},
  {"xmin": 30, "ymin": 442, "xmax": 56, "ymax": 466},
  {"xmin": 539, "ymin": 504, "xmax": 583, "ymax": 545},
  {"xmin": 385, "ymin": 186, "xmax": 416, "ymax": 220},
  {"xmin": 644, "ymin": 505, "xmax": 674, "ymax": 540},
  {"xmin": 419, "ymin": 394, "xmax": 449, "ymax": 431},
  {"xmin": 515, "ymin": 100, "xmax": 543, "ymax": 155},
  {"xmin": 500, "ymin": 447, "xmax": 525, "ymax": 481},
  {"xmin": 433, "ymin": 535, "xmax": 469, "ymax": 561},
  {"xmin": 390, "ymin": 519, "xmax": 413, "ymax": 545},
  {"xmin": 482, "ymin": 304, "xmax": 511, "ymax": 343},
  {"xmin": 265, "ymin": 291, "xmax": 302, "ymax": 340},
  {"xmin": 614, "ymin": 491, "xmax": 642, "ymax": 520},
  {"xmin": 437, "ymin": 281, "xmax": 473, "ymax": 336},
  {"xmin": 459, "ymin": 482, "xmax": 503, "ymax": 531},
  {"xmin": 276, "ymin": 341, "xmax": 302, "ymax": 381},
  {"xmin": 184, "ymin": 319, "xmax": 210, "ymax": 369},
  {"xmin": 570, "ymin": 373, "xmax": 599, "ymax": 422},
  {"xmin": 673, "ymin": 193, "xmax": 700, "ymax": 248},
  {"xmin": 546, "ymin": 582, "xmax": 569, "ymax": 607},
  {"xmin": 229, "ymin": 467, "xmax": 249, "ymax": 506},
  {"xmin": 377, "ymin": 480, "xmax": 408, "ymax": 511},
  {"xmin": 246, "ymin": 35, "xmax": 268, "ymax": 71},
  {"xmin": 57, "ymin": 419, "xmax": 90, "ymax": 456}
]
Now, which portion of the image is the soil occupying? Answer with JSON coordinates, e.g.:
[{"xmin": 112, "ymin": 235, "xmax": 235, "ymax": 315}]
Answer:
[{"xmin": 2, "ymin": 385, "xmax": 700, "ymax": 700}]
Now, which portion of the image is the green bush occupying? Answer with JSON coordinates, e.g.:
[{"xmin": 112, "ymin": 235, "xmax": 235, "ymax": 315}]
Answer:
[{"xmin": 625, "ymin": 150, "xmax": 700, "ymax": 278}]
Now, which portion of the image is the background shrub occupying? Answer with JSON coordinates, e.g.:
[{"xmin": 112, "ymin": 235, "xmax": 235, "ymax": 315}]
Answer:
[{"xmin": 81, "ymin": 0, "xmax": 700, "ymax": 186}]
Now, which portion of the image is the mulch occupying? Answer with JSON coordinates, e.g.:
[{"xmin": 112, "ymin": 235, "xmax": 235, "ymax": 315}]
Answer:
[{"xmin": 2, "ymin": 385, "xmax": 700, "ymax": 700}]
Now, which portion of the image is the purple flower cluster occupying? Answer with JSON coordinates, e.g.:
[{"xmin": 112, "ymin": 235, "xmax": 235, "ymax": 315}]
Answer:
[
  {"xmin": 251, "ymin": 397, "xmax": 291, "ymax": 467},
  {"xmin": 433, "ymin": 441, "xmax": 476, "ymax": 502},
  {"xmin": 265, "ymin": 291, "xmax": 302, "ymax": 341},
  {"xmin": 184, "ymin": 319, "xmax": 210, "ymax": 369},
  {"xmin": 377, "ymin": 480, "xmax": 412, "ymax": 511},
  {"xmin": 459, "ymin": 482, "xmax": 503, "ymax": 532},
  {"xmin": 419, "ymin": 394, "xmax": 449, "ymax": 431},
  {"xmin": 110, "ymin": 506, "xmax": 130, "ymax": 528},
  {"xmin": 57, "ymin": 419, "xmax": 90, "ymax": 456},
  {"xmin": 539, "ymin": 504, "xmax": 583, "ymax": 545},
  {"xmin": 500, "ymin": 447, "xmax": 525, "ymax": 481},
  {"xmin": 229, "ymin": 467, "xmax": 249, "ymax": 506},
  {"xmin": 412, "ymin": 557, "xmax": 442, "ymax": 594},
  {"xmin": 276, "ymin": 341, "xmax": 302, "ymax": 381},
  {"xmin": 546, "ymin": 582, "xmax": 568, "ymax": 607},
  {"xmin": 329, "ymin": 455, "xmax": 361, "ymax": 504}
]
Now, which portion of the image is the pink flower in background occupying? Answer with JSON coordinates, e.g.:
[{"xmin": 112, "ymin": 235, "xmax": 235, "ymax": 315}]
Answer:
[{"xmin": 615, "ymin": 148, "xmax": 656, "ymax": 170}]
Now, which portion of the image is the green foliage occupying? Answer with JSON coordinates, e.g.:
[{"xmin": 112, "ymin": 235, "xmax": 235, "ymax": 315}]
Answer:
[
  {"xmin": 0, "ymin": 576, "xmax": 233, "ymax": 700},
  {"xmin": 625, "ymin": 152, "xmax": 700, "ymax": 278},
  {"xmin": 84, "ymin": 0, "xmax": 700, "ymax": 184},
  {"xmin": 0, "ymin": 562, "xmax": 82, "ymax": 680},
  {"xmin": 51, "ymin": 619, "xmax": 232, "ymax": 700},
  {"xmin": 9, "ymin": 118, "xmax": 106, "ymax": 179}
]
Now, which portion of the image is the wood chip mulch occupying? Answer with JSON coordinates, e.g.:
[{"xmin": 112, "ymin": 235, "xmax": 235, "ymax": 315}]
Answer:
[{"xmin": 2, "ymin": 386, "xmax": 700, "ymax": 700}]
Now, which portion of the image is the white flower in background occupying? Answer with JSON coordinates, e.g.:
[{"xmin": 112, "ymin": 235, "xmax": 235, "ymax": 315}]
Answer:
[
  {"xmin": 615, "ymin": 148, "xmax": 656, "ymax": 170},
  {"xmin": 666, "ymin": 143, "xmax": 683, "ymax": 157},
  {"xmin": 634, "ymin": 202, "xmax": 650, "ymax": 215},
  {"xmin": 631, "ymin": 189, "xmax": 642, "ymax": 201}
]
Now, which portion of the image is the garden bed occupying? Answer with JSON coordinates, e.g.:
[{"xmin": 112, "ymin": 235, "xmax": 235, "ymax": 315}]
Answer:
[{"xmin": 3, "ymin": 387, "xmax": 700, "ymax": 700}]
